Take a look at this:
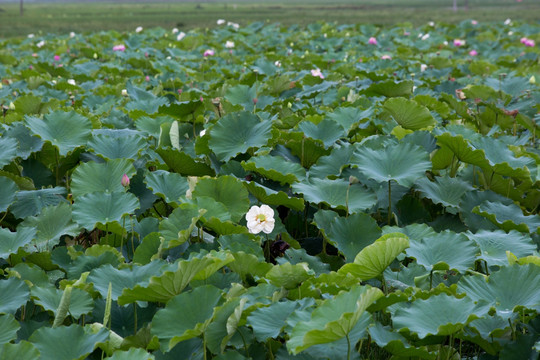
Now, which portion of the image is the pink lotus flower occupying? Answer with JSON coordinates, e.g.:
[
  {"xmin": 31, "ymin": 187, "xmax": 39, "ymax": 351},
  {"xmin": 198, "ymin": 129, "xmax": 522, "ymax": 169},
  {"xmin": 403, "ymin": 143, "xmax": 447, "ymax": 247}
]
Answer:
[
  {"xmin": 521, "ymin": 37, "xmax": 535, "ymax": 47},
  {"xmin": 368, "ymin": 37, "xmax": 377, "ymax": 45},
  {"xmin": 203, "ymin": 49, "xmax": 215, "ymax": 57},
  {"xmin": 145, "ymin": 75, "xmax": 150, "ymax": 81},
  {"xmin": 53, "ymin": 55, "xmax": 60, "ymax": 61},
  {"xmin": 381, "ymin": 55, "xmax": 392, "ymax": 60},
  {"xmin": 469, "ymin": 50, "xmax": 478, "ymax": 56},
  {"xmin": 121, "ymin": 174, "xmax": 130, "ymax": 187},
  {"xmin": 112, "ymin": 44, "xmax": 126, "ymax": 52},
  {"xmin": 453, "ymin": 39, "xmax": 465, "ymax": 47},
  {"xmin": 471, "ymin": 20, "xmax": 478, "ymax": 25},
  {"xmin": 311, "ymin": 68, "xmax": 324, "ymax": 79}
]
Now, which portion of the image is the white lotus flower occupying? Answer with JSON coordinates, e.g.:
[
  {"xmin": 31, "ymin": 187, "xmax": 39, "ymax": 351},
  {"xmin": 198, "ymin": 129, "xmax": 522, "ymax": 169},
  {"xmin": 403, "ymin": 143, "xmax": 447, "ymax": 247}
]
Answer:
[
  {"xmin": 28, "ymin": 33, "xmax": 35, "ymax": 39},
  {"xmin": 172, "ymin": 28, "xmax": 179, "ymax": 34},
  {"xmin": 67, "ymin": 79, "xmax": 76, "ymax": 85},
  {"xmin": 121, "ymin": 89, "xmax": 128, "ymax": 97},
  {"xmin": 69, "ymin": 32, "xmax": 76, "ymax": 38},
  {"xmin": 420, "ymin": 64, "xmax": 427, "ymax": 72},
  {"xmin": 421, "ymin": 33, "xmax": 430, "ymax": 41},
  {"xmin": 225, "ymin": 40, "xmax": 235, "ymax": 48},
  {"xmin": 177, "ymin": 32, "xmax": 186, "ymax": 41},
  {"xmin": 135, "ymin": 26, "xmax": 143, "ymax": 33},
  {"xmin": 504, "ymin": 18, "xmax": 512, "ymax": 26},
  {"xmin": 217, "ymin": 19, "xmax": 226, "ymax": 25},
  {"xmin": 246, "ymin": 205, "xmax": 275, "ymax": 234},
  {"xmin": 36, "ymin": 40, "xmax": 45, "ymax": 48}
]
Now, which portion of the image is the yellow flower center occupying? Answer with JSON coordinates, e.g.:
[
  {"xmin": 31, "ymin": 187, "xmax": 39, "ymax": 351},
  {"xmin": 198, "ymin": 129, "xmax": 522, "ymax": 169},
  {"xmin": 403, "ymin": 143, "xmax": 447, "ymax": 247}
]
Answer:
[{"xmin": 256, "ymin": 214, "xmax": 267, "ymax": 222}]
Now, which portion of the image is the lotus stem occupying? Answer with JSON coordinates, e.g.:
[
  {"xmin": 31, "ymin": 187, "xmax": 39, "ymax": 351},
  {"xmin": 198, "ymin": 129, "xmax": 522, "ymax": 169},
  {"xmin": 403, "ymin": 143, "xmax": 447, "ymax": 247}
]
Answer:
[{"xmin": 387, "ymin": 180, "xmax": 392, "ymax": 226}]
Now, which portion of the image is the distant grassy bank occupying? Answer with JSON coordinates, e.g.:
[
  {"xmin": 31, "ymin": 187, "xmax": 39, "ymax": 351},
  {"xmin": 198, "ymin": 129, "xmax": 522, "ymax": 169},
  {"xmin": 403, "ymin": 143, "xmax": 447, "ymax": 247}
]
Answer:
[{"xmin": 1, "ymin": 0, "xmax": 539, "ymax": 38}]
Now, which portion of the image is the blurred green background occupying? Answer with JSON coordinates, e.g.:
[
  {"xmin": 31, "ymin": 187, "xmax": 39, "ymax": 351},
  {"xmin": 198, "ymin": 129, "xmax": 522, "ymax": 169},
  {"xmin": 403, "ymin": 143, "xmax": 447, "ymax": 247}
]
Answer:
[{"xmin": 1, "ymin": 0, "xmax": 539, "ymax": 38}]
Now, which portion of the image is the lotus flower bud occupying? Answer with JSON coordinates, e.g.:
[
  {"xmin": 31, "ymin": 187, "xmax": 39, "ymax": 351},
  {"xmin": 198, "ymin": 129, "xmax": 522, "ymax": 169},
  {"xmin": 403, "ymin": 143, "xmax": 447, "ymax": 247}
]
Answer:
[{"xmin": 121, "ymin": 174, "xmax": 130, "ymax": 187}]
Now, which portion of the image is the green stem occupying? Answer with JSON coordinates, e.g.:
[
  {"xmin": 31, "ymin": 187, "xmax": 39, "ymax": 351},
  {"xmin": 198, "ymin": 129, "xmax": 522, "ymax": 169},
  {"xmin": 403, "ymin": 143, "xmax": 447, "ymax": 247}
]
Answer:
[
  {"xmin": 387, "ymin": 180, "xmax": 392, "ymax": 226},
  {"xmin": 345, "ymin": 183, "xmax": 351, "ymax": 217},
  {"xmin": 133, "ymin": 303, "xmax": 138, "ymax": 334},
  {"xmin": 55, "ymin": 148, "xmax": 60, "ymax": 186},
  {"xmin": 346, "ymin": 333, "xmax": 351, "ymax": 360},
  {"xmin": 238, "ymin": 328, "xmax": 249, "ymax": 358},
  {"xmin": 429, "ymin": 269, "xmax": 433, "ymax": 290}
]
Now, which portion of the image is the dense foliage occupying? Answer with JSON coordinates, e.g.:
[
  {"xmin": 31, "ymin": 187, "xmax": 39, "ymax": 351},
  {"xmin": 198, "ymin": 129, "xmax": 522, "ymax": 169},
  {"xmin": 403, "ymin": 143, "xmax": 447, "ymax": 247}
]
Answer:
[{"xmin": 0, "ymin": 19, "xmax": 539, "ymax": 359}]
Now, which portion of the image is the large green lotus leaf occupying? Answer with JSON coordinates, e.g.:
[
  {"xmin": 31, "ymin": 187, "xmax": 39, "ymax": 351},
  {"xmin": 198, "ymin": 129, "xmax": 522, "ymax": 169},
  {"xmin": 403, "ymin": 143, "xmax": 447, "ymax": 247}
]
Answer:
[
  {"xmin": 208, "ymin": 111, "xmax": 272, "ymax": 162},
  {"xmin": 283, "ymin": 131, "xmax": 330, "ymax": 168},
  {"xmin": 435, "ymin": 131, "xmax": 486, "ymax": 167},
  {"xmin": 383, "ymin": 97, "xmax": 436, "ymax": 130},
  {"xmin": 392, "ymin": 294, "xmax": 478, "ymax": 339},
  {"xmin": 308, "ymin": 143, "xmax": 356, "ymax": 179},
  {"xmin": 228, "ymin": 252, "xmax": 273, "ymax": 281},
  {"xmin": 313, "ymin": 210, "xmax": 381, "ymax": 263},
  {"xmin": 473, "ymin": 201, "xmax": 540, "ymax": 234},
  {"xmin": 88, "ymin": 261, "xmax": 165, "ymax": 300},
  {"xmin": 29, "ymin": 324, "xmax": 109, "ymax": 360},
  {"xmin": 247, "ymin": 300, "xmax": 305, "ymax": 342},
  {"xmin": 20, "ymin": 202, "xmax": 79, "ymax": 252},
  {"xmin": 26, "ymin": 110, "xmax": 92, "ymax": 156},
  {"xmin": 204, "ymin": 298, "xmax": 248, "ymax": 354},
  {"xmin": 0, "ymin": 314, "xmax": 19, "ymax": 344},
  {"xmin": 265, "ymin": 262, "xmax": 314, "ymax": 290},
  {"xmin": 134, "ymin": 116, "xmax": 174, "ymax": 138},
  {"xmin": 7, "ymin": 263, "xmax": 50, "ymax": 287},
  {"xmin": 406, "ymin": 230, "xmax": 478, "ymax": 272},
  {"xmin": 243, "ymin": 181, "xmax": 305, "ymax": 211},
  {"xmin": 466, "ymin": 230, "xmax": 536, "ymax": 267},
  {"xmin": 11, "ymin": 187, "xmax": 67, "ymax": 219},
  {"xmin": 159, "ymin": 203, "xmax": 205, "ymax": 248},
  {"xmin": 339, "ymin": 233, "xmax": 409, "ymax": 280},
  {"xmin": 70, "ymin": 158, "xmax": 136, "ymax": 198},
  {"xmin": 0, "ymin": 137, "xmax": 18, "ymax": 168},
  {"xmin": 287, "ymin": 285, "xmax": 383, "ymax": 354},
  {"xmin": 72, "ymin": 191, "xmax": 139, "ymax": 231},
  {"xmin": 118, "ymin": 251, "xmax": 233, "ymax": 305},
  {"xmin": 107, "ymin": 348, "xmax": 155, "ymax": 360},
  {"xmin": 325, "ymin": 107, "xmax": 373, "ymax": 132},
  {"xmin": 297, "ymin": 118, "xmax": 345, "ymax": 148},
  {"xmin": 0, "ymin": 277, "xmax": 30, "ymax": 314},
  {"xmin": 353, "ymin": 141, "xmax": 431, "ymax": 187},
  {"xmin": 0, "ymin": 341, "xmax": 40, "ymax": 360},
  {"xmin": 144, "ymin": 170, "xmax": 189, "ymax": 204},
  {"xmin": 382, "ymin": 223, "xmax": 437, "ymax": 242},
  {"xmin": 151, "ymin": 285, "xmax": 223, "ymax": 351},
  {"xmin": 31, "ymin": 286, "xmax": 93, "ymax": 319},
  {"xmin": 192, "ymin": 175, "xmax": 250, "ymax": 223},
  {"xmin": 0, "ymin": 226, "xmax": 36, "ymax": 259},
  {"xmin": 466, "ymin": 315, "xmax": 510, "ymax": 341},
  {"xmin": 368, "ymin": 322, "xmax": 436, "ymax": 360},
  {"xmin": 224, "ymin": 84, "xmax": 257, "ymax": 111},
  {"xmin": 302, "ymin": 312, "xmax": 372, "ymax": 360},
  {"xmin": 132, "ymin": 232, "xmax": 161, "ymax": 265},
  {"xmin": 156, "ymin": 148, "xmax": 215, "ymax": 177},
  {"xmin": 458, "ymin": 264, "xmax": 540, "ymax": 318},
  {"xmin": 415, "ymin": 176, "xmax": 473, "ymax": 214},
  {"xmin": 88, "ymin": 133, "xmax": 146, "ymax": 160},
  {"xmin": 367, "ymin": 80, "xmax": 414, "ymax": 98},
  {"xmin": 241, "ymin": 155, "xmax": 306, "ymax": 185},
  {"xmin": 292, "ymin": 178, "xmax": 376, "ymax": 213},
  {"xmin": 473, "ymin": 137, "xmax": 534, "ymax": 181},
  {"xmin": 278, "ymin": 248, "xmax": 330, "ymax": 275},
  {"xmin": 3, "ymin": 122, "xmax": 44, "ymax": 160},
  {"xmin": 0, "ymin": 176, "xmax": 17, "ymax": 212}
]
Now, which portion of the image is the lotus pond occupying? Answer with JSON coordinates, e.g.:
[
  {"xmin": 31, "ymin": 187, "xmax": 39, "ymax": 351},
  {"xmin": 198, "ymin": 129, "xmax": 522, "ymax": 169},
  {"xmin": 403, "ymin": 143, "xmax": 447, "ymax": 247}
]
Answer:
[{"xmin": 0, "ymin": 19, "xmax": 539, "ymax": 360}]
